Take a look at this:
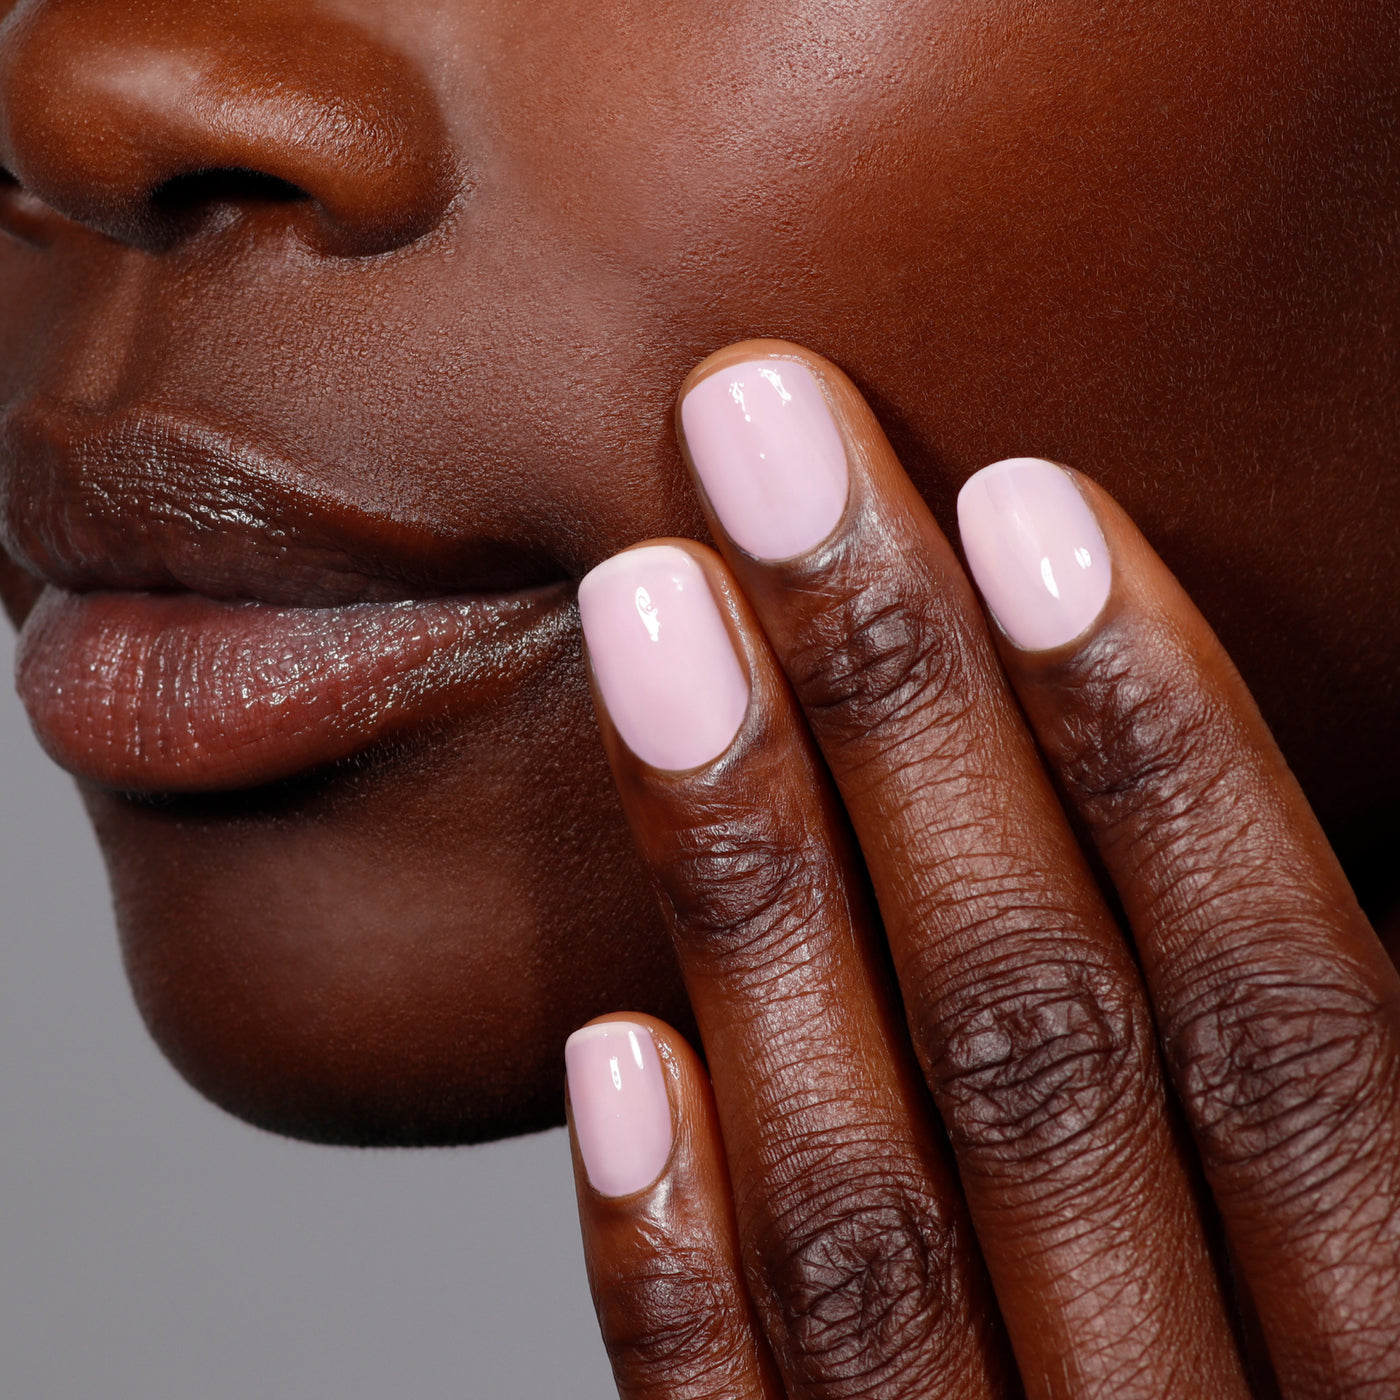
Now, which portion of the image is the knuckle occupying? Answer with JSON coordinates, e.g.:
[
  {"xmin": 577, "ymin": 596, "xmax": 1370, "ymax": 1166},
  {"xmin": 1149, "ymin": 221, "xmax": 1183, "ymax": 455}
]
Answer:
[
  {"xmin": 592, "ymin": 1247, "xmax": 755, "ymax": 1396},
  {"xmin": 924, "ymin": 949, "xmax": 1157, "ymax": 1175},
  {"xmin": 785, "ymin": 574, "xmax": 969, "ymax": 753},
  {"xmin": 1163, "ymin": 951, "xmax": 1400, "ymax": 1181},
  {"xmin": 1046, "ymin": 633, "xmax": 1228, "ymax": 833},
  {"xmin": 653, "ymin": 804, "xmax": 827, "ymax": 954},
  {"xmin": 753, "ymin": 1175, "xmax": 963, "ymax": 1394}
]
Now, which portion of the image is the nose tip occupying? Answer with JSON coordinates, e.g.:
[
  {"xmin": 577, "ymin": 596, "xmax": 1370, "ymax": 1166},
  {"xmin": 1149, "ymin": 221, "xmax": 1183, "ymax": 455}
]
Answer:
[{"xmin": 0, "ymin": 0, "xmax": 457, "ymax": 256}]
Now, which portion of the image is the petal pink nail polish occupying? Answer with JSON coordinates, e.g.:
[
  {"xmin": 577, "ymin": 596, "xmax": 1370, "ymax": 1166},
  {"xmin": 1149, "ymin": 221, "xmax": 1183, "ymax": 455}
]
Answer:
[
  {"xmin": 957, "ymin": 458, "xmax": 1112, "ymax": 651},
  {"xmin": 566, "ymin": 1021, "xmax": 673, "ymax": 1197},
  {"xmin": 680, "ymin": 359, "xmax": 849, "ymax": 561},
  {"xmin": 577, "ymin": 545, "xmax": 749, "ymax": 771}
]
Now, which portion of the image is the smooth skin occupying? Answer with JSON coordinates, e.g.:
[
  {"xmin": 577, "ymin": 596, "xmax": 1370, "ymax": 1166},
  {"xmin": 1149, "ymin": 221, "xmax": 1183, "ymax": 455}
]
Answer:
[{"xmin": 569, "ymin": 344, "xmax": 1400, "ymax": 1398}]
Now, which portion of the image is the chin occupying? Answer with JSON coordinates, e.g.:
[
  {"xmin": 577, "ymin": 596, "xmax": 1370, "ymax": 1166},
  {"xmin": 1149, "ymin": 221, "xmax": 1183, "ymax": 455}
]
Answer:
[{"xmin": 80, "ymin": 651, "xmax": 689, "ymax": 1148}]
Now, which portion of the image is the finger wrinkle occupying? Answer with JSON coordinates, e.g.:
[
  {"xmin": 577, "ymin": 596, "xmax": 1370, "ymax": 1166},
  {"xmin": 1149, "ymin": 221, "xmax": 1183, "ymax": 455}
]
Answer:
[
  {"xmin": 783, "ymin": 569, "xmax": 987, "ymax": 755},
  {"xmin": 655, "ymin": 813, "xmax": 837, "ymax": 956},
  {"xmin": 1163, "ymin": 965, "xmax": 1400, "ymax": 1183},
  {"xmin": 744, "ymin": 1175, "xmax": 980, "ymax": 1400},
  {"xmin": 592, "ymin": 1251, "xmax": 766, "ymax": 1400},
  {"xmin": 925, "ymin": 970, "xmax": 1159, "ymax": 1174},
  {"xmin": 893, "ymin": 872, "xmax": 1096, "ymax": 955},
  {"xmin": 834, "ymin": 704, "xmax": 990, "ymax": 795}
]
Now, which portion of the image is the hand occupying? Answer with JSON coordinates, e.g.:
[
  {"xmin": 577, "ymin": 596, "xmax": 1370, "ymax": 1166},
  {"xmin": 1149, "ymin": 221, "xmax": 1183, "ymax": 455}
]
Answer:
[{"xmin": 562, "ymin": 341, "xmax": 1400, "ymax": 1399}]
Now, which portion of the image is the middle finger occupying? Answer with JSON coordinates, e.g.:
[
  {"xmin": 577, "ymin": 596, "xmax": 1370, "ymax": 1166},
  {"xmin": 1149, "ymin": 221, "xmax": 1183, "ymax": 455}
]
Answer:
[{"xmin": 675, "ymin": 341, "xmax": 1247, "ymax": 1398}]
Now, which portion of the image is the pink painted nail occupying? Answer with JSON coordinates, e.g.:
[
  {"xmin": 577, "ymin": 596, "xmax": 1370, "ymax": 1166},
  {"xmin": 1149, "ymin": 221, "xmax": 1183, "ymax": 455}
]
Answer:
[
  {"xmin": 578, "ymin": 545, "xmax": 748, "ymax": 771},
  {"xmin": 957, "ymin": 458, "xmax": 1112, "ymax": 651},
  {"xmin": 680, "ymin": 359, "xmax": 849, "ymax": 561},
  {"xmin": 566, "ymin": 1021, "xmax": 673, "ymax": 1197}
]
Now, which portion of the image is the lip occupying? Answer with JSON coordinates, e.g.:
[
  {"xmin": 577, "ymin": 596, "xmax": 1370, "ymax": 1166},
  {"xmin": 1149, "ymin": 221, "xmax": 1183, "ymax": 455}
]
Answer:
[
  {"xmin": 16, "ymin": 583, "xmax": 574, "ymax": 792},
  {"xmin": 1, "ymin": 400, "xmax": 563, "ymax": 604},
  {"xmin": 4, "ymin": 401, "xmax": 577, "ymax": 793}
]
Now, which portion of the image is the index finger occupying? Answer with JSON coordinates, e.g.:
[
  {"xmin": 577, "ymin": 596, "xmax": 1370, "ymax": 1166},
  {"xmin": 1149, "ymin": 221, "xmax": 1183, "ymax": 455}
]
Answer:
[{"xmin": 577, "ymin": 538, "xmax": 1011, "ymax": 1400}]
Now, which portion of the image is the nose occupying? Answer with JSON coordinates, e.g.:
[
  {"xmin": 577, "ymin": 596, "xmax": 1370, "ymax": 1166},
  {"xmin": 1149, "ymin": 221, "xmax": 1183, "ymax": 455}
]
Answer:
[{"xmin": 0, "ymin": 0, "xmax": 456, "ymax": 255}]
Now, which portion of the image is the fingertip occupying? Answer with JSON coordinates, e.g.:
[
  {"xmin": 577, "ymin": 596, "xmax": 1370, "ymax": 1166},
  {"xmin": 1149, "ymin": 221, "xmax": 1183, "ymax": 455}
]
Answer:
[
  {"xmin": 957, "ymin": 457, "xmax": 1112, "ymax": 653},
  {"xmin": 679, "ymin": 354, "xmax": 850, "ymax": 562},
  {"xmin": 578, "ymin": 541, "xmax": 753, "ymax": 775},
  {"xmin": 565, "ymin": 1017, "xmax": 677, "ymax": 1199}
]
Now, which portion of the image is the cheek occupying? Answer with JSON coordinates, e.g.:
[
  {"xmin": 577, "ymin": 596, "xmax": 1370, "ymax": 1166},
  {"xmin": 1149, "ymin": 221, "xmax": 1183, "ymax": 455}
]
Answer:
[
  {"xmin": 472, "ymin": 0, "xmax": 1398, "ymax": 830},
  {"xmin": 489, "ymin": 0, "xmax": 966, "ymax": 287},
  {"xmin": 85, "ymin": 651, "xmax": 686, "ymax": 1146},
  {"xmin": 487, "ymin": 0, "xmax": 1381, "ymax": 412}
]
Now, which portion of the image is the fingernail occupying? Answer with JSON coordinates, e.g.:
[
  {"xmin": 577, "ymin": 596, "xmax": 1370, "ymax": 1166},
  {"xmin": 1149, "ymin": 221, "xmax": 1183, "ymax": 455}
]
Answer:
[
  {"xmin": 680, "ymin": 359, "xmax": 849, "ymax": 561},
  {"xmin": 578, "ymin": 545, "xmax": 748, "ymax": 771},
  {"xmin": 566, "ymin": 1021, "xmax": 674, "ymax": 1197},
  {"xmin": 957, "ymin": 458, "xmax": 1112, "ymax": 651}
]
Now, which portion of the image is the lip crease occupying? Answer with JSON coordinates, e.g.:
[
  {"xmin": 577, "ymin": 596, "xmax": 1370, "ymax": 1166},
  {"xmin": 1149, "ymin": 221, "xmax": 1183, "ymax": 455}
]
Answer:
[{"xmin": 3, "ymin": 401, "xmax": 577, "ymax": 793}]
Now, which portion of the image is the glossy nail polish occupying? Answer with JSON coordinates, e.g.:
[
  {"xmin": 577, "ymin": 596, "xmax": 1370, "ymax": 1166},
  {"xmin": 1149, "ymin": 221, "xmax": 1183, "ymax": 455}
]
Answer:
[
  {"xmin": 957, "ymin": 457, "xmax": 1112, "ymax": 650},
  {"xmin": 578, "ymin": 545, "xmax": 748, "ymax": 771},
  {"xmin": 566, "ymin": 1021, "xmax": 673, "ymax": 1197},
  {"xmin": 680, "ymin": 359, "xmax": 849, "ymax": 560}
]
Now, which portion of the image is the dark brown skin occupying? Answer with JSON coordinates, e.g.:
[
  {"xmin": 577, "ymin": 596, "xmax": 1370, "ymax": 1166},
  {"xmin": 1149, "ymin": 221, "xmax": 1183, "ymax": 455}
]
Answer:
[
  {"xmin": 1, "ymin": 0, "xmax": 1398, "ymax": 1390},
  {"xmin": 568, "ymin": 344, "xmax": 1400, "ymax": 1397}
]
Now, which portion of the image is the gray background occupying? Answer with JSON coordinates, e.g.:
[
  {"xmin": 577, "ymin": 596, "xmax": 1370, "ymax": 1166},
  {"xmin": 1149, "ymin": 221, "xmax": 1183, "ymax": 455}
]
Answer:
[{"xmin": 0, "ymin": 623, "xmax": 616, "ymax": 1399}]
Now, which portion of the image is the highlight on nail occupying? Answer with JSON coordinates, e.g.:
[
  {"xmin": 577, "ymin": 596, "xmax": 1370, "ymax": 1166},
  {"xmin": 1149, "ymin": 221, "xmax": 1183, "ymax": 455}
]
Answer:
[
  {"xmin": 957, "ymin": 457, "xmax": 1112, "ymax": 651},
  {"xmin": 577, "ymin": 544, "xmax": 749, "ymax": 771},
  {"xmin": 680, "ymin": 358, "xmax": 849, "ymax": 561},
  {"xmin": 565, "ymin": 1021, "xmax": 674, "ymax": 1198}
]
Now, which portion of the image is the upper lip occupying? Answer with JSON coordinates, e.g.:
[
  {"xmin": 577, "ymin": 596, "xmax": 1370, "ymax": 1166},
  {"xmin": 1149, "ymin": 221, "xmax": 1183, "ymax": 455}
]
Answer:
[{"xmin": 0, "ymin": 399, "xmax": 563, "ymax": 606}]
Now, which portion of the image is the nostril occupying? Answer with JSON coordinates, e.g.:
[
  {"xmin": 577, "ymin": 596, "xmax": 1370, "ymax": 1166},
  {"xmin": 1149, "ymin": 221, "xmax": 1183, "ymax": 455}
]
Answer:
[
  {"xmin": 149, "ymin": 167, "xmax": 311, "ymax": 241},
  {"xmin": 153, "ymin": 169, "xmax": 310, "ymax": 213},
  {"xmin": 0, "ymin": 161, "xmax": 56, "ymax": 246},
  {"xmin": 142, "ymin": 167, "xmax": 319, "ymax": 249}
]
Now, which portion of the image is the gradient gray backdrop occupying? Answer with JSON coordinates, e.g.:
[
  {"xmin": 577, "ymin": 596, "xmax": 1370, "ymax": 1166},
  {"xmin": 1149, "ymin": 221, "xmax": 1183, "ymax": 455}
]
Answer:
[{"xmin": 0, "ymin": 623, "xmax": 616, "ymax": 1399}]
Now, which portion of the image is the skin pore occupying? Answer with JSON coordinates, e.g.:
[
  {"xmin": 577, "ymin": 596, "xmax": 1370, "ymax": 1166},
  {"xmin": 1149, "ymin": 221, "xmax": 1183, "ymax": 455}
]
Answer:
[{"xmin": 1, "ymin": 0, "xmax": 1397, "ymax": 1153}]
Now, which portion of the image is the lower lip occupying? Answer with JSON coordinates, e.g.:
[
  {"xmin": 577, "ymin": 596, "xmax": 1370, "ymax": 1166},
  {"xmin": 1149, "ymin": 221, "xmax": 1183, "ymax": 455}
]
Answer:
[{"xmin": 15, "ymin": 584, "xmax": 575, "ymax": 793}]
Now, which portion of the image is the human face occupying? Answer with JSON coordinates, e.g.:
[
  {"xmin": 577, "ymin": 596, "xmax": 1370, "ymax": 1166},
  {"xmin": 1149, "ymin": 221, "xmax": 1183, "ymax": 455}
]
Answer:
[{"xmin": 1, "ymin": 0, "xmax": 1395, "ymax": 1143}]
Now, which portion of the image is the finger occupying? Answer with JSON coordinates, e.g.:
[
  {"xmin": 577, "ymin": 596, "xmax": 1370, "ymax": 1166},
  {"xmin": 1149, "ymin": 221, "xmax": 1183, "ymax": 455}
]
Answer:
[
  {"xmin": 957, "ymin": 457, "xmax": 1400, "ymax": 1395},
  {"xmin": 674, "ymin": 343, "xmax": 1248, "ymax": 1398},
  {"xmin": 578, "ymin": 542, "xmax": 1013, "ymax": 1400},
  {"xmin": 566, "ymin": 1014, "xmax": 784, "ymax": 1400}
]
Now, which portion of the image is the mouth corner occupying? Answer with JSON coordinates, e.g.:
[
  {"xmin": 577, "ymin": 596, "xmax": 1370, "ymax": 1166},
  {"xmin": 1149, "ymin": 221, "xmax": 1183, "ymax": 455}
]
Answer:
[{"xmin": 0, "ymin": 550, "xmax": 44, "ymax": 627}]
